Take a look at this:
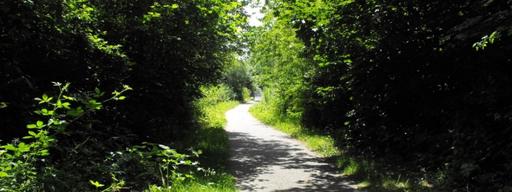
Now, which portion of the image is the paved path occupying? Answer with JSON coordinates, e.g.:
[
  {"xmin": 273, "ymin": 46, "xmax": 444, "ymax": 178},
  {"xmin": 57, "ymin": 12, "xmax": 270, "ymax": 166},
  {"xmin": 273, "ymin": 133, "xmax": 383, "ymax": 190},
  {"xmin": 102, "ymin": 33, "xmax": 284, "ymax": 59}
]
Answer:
[{"xmin": 226, "ymin": 103, "xmax": 357, "ymax": 192}]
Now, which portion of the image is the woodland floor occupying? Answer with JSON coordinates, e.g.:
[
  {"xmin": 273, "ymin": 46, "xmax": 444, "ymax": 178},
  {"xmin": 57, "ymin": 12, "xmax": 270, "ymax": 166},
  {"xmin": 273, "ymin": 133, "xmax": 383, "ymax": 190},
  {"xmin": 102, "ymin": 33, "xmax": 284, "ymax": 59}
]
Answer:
[{"xmin": 226, "ymin": 103, "xmax": 358, "ymax": 192}]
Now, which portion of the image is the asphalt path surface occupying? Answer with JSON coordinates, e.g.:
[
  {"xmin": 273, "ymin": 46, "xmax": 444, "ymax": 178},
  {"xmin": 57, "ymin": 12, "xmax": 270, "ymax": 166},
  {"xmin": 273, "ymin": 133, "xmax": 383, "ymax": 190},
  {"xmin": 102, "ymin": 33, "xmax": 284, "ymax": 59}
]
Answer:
[{"xmin": 226, "ymin": 103, "xmax": 358, "ymax": 192}]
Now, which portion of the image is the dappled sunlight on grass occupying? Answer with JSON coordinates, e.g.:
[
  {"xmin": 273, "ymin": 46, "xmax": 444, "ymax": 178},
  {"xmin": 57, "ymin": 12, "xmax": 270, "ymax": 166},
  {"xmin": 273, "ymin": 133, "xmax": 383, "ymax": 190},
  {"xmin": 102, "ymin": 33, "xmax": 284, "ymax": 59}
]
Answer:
[
  {"xmin": 342, "ymin": 160, "xmax": 359, "ymax": 176},
  {"xmin": 179, "ymin": 101, "xmax": 239, "ymax": 192},
  {"xmin": 249, "ymin": 103, "xmax": 339, "ymax": 158},
  {"xmin": 169, "ymin": 173, "xmax": 237, "ymax": 192},
  {"xmin": 355, "ymin": 181, "xmax": 371, "ymax": 189},
  {"xmin": 198, "ymin": 101, "xmax": 240, "ymax": 129},
  {"xmin": 196, "ymin": 101, "xmax": 239, "ymax": 152},
  {"xmin": 382, "ymin": 179, "xmax": 411, "ymax": 191},
  {"xmin": 303, "ymin": 135, "xmax": 339, "ymax": 157}
]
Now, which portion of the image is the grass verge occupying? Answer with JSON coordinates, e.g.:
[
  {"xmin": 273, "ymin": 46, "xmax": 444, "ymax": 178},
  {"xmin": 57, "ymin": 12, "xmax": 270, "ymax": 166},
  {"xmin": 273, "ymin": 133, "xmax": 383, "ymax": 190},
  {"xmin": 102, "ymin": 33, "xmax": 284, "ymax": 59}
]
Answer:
[
  {"xmin": 249, "ymin": 102, "xmax": 439, "ymax": 192},
  {"xmin": 171, "ymin": 101, "xmax": 239, "ymax": 192},
  {"xmin": 249, "ymin": 103, "xmax": 339, "ymax": 157}
]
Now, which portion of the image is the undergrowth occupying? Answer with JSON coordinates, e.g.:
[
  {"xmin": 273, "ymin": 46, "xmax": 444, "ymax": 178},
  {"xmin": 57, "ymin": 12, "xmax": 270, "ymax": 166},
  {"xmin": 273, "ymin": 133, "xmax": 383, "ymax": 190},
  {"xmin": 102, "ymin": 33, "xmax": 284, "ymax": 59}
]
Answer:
[
  {"xmin": 249, "ymin": 102, "xmax": 440, "ymax": 192},
  {"xmin": 0, "ymin": 83, "xmax": 239, "ymax": 192},
  {"xmin": 172, "ymin": 101, "xmax": 238, "ymax": 192},
  {"xmin": 169, "ymin": 85, "xmax": 239, "ymax": 192}
]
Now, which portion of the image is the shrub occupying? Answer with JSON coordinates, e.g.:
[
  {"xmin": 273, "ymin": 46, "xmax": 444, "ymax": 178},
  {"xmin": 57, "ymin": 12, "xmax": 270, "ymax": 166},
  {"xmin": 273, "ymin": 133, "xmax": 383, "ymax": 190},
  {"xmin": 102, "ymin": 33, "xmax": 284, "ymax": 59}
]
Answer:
[
  {"xmin": 196, "ymin": 85, "xmax": 235, "ymax": 107},
  {"xmin": 0, "ymin": 82, "xmax": 131, "ymax": 191},
  {"xmin": 242, "ymin": 87, "xmax": 251, "ymax": 103}
]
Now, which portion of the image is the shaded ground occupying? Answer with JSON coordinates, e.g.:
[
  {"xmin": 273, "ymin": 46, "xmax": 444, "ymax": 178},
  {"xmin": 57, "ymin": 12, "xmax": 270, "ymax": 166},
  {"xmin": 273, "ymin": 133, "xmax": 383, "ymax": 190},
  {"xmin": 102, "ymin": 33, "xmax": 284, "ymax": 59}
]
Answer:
[{"xmin": 226, "ymin": 103, "xmax": 358, "ymax": 192}]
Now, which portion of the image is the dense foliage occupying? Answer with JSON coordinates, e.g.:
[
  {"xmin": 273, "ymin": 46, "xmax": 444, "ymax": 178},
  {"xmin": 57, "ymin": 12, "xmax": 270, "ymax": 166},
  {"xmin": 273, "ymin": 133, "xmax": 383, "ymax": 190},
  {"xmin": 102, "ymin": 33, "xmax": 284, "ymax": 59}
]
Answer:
[
  {"xmin": 248, "ymin": 17, "xmax": 311, "ymax": 121},
  {"xmin": 0, "ymin": 0, "xmax": 250, "ymax": 191},
  {"xmin": 0, "ymin": 0, "xmax": 246, "ymax": 140},
  {"xmin": 222, "ymin": 55, "xmax": 254, "ymax": 102},
  {"xmin": 3, "ymin": 0, "xmax": 512, "ymax": 191},
  {"xmin": 250, "ymin": 0, "xmax": 512, "ymax": 190}
]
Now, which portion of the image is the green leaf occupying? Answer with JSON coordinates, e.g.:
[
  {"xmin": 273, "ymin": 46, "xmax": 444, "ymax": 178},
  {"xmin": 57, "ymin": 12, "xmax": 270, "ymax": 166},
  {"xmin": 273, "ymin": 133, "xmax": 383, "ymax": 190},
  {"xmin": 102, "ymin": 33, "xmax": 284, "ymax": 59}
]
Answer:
[
  {"xmin": 39, "ymin": 94, "xmax": 53, "ymax": 104},
  {"xmin": 27, "ymin": 124, "xmax": 37, "ymax": 129},
  {"xmin": 17, "ymin": 142, "xmax": 30, "ymax": 152},
  {"xmin": 116, "ymin": 96, "xmax": 126, "ymax": 100},
  {"xmin": 40, "ymin": 149, "xmax": 49, "ymax": 156},
  {"xmin": 3, "ymin": 144, "xmax": 17, "ymax": 151},
  {"xmin": 63, "ymin": 95, "xmax": 76, "ymax": 101},
  {"xmin": 0, "ymin": 102, "xmax": 7, "ymax": 109},
  {"xmin": 67, "ymin": 107, "xmax": 84, "ymax": 117},
  {"xmin": 52, "ymin": 82, "xmax": 62, "ymax": 87},
  {"xmin": 94, "ymin": 87, "xmax": 105, "ymax": 98},
  {"xmin": 49, "ymin": 118, "xmax": 66, "ymax": 126},
  {"xmin": 0, "ymin": 172, "xmax": 8, "ymax": 177},
  {"xmin": 40, "ymin": 108, "xmax": 55, "ymax": 116},
  {"xmin": 87, "ymin": 99, "xmax": 102, "ymax": 110},
  {"xmin": 158, "ymin": 144, "xmax": 170, "ymax": 150},
  {"xmin": 62, "ymin": 82, "xmax": 71, "ymax": 91},
  {"xmin": 89, "ymin": 180, "xmax": 105, "ymax": 188},
  {"xmin": 62, "ymin": 102, "xmax": 71, "ymax": 109},
  {"xmin": 28, "ymin": 131, "xmax": 37, "ymax": 137},
  {"xmin": 36, "ymin": 121, "xmax": 44, "ymax": 128},
  {"xmin": 122, "ymin": 84, "xmax": 133, "ymax": 91},
  {"xmin": 56, "ymin": 100, "xmax": 63, "ymax": 108}
]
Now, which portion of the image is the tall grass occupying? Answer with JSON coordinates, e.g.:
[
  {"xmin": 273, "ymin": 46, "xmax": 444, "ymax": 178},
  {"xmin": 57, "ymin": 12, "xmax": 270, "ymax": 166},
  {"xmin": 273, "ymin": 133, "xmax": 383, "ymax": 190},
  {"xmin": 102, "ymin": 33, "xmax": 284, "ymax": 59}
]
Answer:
[
  {"xmin": 196, "ymin": 101, "xmax": 239, "ymax": 169},
  {"xmin": 249, "ymin": 103, "xmax": 339, "ymax": 157},
  {"xmin": 169, "ymin": 99, "xmax": 239, "ymax": 192}
]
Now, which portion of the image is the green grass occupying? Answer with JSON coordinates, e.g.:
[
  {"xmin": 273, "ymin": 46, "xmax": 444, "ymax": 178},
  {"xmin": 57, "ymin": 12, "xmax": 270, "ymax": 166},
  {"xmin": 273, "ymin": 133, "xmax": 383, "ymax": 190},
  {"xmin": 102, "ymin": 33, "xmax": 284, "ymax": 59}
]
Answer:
[
  {"xmin": 147, "ymin": 172, "xmax": 236, "ymax": 192},
  {"xmin": 249, "ymin": 102, "xmax": 439, "ymax": 192},
  {"xmin": 196, "ymin": 101, "xmax": 239, "ymax": 166},
  {"xmin": 249, "ymin": 104, "xmax": 340, "ymax": 157},
  {"xmin": 170, "ymin": 101, "xmax": 239, "ymax": 192},
  {"xmin": 168, "ymin": 172, "xmax": 237, "ymax": 192}
]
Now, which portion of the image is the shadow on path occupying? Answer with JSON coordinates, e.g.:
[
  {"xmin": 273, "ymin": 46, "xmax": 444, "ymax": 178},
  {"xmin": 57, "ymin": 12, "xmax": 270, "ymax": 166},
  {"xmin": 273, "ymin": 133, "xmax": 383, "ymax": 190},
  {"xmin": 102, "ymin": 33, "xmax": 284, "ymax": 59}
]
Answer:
[{"xmin": 226, "ymin": 104, "xmax": 357, "ymax": 192}]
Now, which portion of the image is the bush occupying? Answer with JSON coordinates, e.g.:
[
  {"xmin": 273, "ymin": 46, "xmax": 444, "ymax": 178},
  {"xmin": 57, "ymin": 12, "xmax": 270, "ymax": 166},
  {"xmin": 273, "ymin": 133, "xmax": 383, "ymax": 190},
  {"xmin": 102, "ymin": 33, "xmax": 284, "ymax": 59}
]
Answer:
[
  {"xmin": 0, "ymin": 83, "xmax": 132, "ymax": 191},
  {"xmin": 0, "ymin": 0, "xmax": 245, "ymax": 143},
  {"xmin": 196, "ymin": 84, "xmax": 235, "ymax": 107},
  {"xmin": 242, "ymin": 87, "xmax": 251, "ymax": 103}
]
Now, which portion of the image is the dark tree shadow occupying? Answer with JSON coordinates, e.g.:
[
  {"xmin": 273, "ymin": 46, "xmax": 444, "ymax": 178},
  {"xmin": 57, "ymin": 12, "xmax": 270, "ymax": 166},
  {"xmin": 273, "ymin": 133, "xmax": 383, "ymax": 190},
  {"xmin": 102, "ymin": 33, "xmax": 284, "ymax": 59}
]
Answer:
[{"xmin": 227, "ymin": 129, "xmax": 358, "ymax": 192}]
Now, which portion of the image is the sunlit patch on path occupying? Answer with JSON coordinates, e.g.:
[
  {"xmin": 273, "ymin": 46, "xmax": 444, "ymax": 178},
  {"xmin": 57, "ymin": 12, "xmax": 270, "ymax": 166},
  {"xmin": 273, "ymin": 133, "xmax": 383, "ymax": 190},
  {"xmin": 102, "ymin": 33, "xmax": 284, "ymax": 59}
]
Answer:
[{"xmin": 226, "ymin": 103, "xmax": 358, "ymax": 192}]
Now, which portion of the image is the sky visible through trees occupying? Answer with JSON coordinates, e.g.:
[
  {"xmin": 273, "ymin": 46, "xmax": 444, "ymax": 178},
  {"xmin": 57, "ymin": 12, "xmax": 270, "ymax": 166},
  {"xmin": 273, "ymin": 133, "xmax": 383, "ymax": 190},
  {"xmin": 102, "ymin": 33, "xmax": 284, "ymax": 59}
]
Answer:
[{"xmin": 244, "ymin": 0, "xmax": 264, "ymax": 27}]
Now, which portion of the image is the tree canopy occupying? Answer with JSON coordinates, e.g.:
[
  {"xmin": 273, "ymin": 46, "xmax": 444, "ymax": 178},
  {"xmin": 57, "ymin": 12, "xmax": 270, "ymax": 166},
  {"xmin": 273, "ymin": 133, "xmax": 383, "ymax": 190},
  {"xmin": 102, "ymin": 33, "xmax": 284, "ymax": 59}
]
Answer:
[
  {"xmin": 1, "ymin": 0, "xmax": 512, "ymax": 191},
  {"xmin": 250, "ymin": 0, "xmax": 512, "ymax": 190}
]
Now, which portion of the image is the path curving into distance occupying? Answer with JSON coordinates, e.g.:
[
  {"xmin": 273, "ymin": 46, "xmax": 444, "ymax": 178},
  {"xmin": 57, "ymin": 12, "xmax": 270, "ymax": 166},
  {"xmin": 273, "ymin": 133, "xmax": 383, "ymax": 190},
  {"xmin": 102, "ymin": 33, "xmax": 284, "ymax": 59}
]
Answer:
[{"xmin": 226, "ymin": 103, "xmax": 358, "ymax": 192}]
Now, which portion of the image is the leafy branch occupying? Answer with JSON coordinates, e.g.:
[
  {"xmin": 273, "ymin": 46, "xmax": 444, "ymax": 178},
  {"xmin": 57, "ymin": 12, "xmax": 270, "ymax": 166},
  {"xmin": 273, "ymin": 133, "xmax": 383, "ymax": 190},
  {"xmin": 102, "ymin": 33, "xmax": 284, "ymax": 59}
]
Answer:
[{"xmin": 0, "ymin": 82, "xmax": 132, "ymax": 191}]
